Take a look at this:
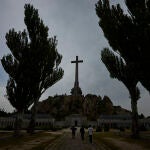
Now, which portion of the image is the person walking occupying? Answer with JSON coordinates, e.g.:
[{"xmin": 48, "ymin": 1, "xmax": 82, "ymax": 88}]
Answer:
[
  {"xmin": 70, "ymin": 126, "xmax": 77, "ymax": 139},
  {"xmin": 80, "ymin": 125, "xmax": 85, "ymax": 141},
  {"xmin": 88, "ymin": 125, "xmax": 93, "ymax": 143}
]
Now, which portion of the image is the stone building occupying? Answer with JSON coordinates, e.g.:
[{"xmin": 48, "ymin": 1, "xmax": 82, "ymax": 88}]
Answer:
[
  {"xmin": 0, "ymin": 114, "xmax": 150, "ymax": 130},
  {"xmin": 97, "ymin": 114, "xmax": 132, "ymax": 128},
  {"xmin": 65, "ymin": 114, "xmax": 87, "ymax": 126},
  {"xmin": 0, "ymin": 114, "xmax": 55, "ymax": 129}
]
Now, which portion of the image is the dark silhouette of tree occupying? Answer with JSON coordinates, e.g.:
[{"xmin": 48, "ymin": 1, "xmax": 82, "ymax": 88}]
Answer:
[
  {"xmin": 95, "ymin": 0, "xmax": 150, "ymax": 92},
  {"xmin": 101, "ymin": 48, "xmax": 140, "ymax": 137},
  {"xmin": 1, "ymin": 4, "xmax": 64, "ymax": 135},
  {"xmin": 139, "ymin": 113, "xmax": 145, "ymax": 119},
  {"xmin": 95, "ymin": 0, "xmax": 150, "ymax": 138},
  {"xmin": 0, "ymin": 108, "xmax": 9, "ymax": 117},
  {"xmin": 125, "ymin": 0, "xmax": 150, "ymax": 92},
  {"xmin": 1, "ymin": 30, "xmax": 36, "ymax": 136}
]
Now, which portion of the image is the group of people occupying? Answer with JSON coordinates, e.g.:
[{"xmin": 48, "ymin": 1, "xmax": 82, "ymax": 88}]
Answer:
[{"xmin": 70, "ymin": 125, "xmax": 93, "ymax": 143}]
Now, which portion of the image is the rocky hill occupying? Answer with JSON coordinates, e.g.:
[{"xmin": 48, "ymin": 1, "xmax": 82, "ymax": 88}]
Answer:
[
  {"xmin": 36, "ymin": 94, "xmax": 131, "ymax": 120},
  {"xmin": 113, "ymin": 106, "xmax": 131, "ymax": 115}
]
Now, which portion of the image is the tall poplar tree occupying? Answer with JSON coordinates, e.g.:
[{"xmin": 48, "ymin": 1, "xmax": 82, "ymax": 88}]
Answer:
[
  {"xmin": 95, "ymin": 0, "xmax": 150, "ymax": 92},
  {"xmin": 101, "ymin": 49, "xmax": 140, "ymax": 137},
  {"xmin": 95, "ymin": 0, "xmax": 150, "ymax": 138},
  {"xmin": 1, "ymin": 4, "xmax": 64, "ymax": 135}
]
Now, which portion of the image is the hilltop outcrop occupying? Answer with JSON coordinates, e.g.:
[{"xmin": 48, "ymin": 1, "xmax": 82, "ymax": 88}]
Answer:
[{"xmin": 36, "ymin": 94, "xmax": 131, "ymax": 120}]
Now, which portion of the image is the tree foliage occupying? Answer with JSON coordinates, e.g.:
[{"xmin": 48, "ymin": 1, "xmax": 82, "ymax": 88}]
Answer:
[
  {"xmin": 101, "ymin": 47, "xmax": 140, "ymax": 138},
  {"xmin": 96, "ymin": 0, "xmax": 143, "ymax": 138},
  {"xmin": 2, "ymin": 4, "xmax": 64, "ymax": 111},
  {"xmin": 96, "ymin": 0, "xmax": 150, "ymax": 92},
  {"xmin": 1, "ymin": 4, "xmax": 64, "ymax": 134},
  {"xmin": 101, "ymin": 49, "xmax": 139, "ymax": 90}
]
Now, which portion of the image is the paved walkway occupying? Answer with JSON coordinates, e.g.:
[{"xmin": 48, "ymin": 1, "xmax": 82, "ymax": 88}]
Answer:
[{"xmin": 45, "ymin": 132, "xmax": 103, "ymax": 150}]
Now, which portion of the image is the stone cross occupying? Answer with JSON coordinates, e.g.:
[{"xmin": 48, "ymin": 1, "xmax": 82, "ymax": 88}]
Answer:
[{"xmin": 71, "ymin": 56, "xmax": 83, "ymax": 95}]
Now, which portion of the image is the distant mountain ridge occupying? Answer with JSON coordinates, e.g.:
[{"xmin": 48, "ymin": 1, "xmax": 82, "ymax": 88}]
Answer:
[{"xmin": 36, "ymin": 94, "xmax": 131, "ymax": 120}]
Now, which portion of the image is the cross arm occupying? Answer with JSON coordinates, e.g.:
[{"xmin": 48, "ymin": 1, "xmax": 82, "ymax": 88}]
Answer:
[{"xmin": 71, "ymin": 60, "xmax": 83, "ymax": 63}]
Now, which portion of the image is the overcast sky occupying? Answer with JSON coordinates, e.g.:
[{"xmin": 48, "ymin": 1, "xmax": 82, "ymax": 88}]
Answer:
[{"xmin": 0, "ymin": 0, "xmax": 150, "ymax": 116}]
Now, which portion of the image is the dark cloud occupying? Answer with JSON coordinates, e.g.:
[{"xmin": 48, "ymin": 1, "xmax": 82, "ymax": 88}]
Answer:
[{"xmin": 0, "ymin": 0, "xmax": 150, "ymax": 116}]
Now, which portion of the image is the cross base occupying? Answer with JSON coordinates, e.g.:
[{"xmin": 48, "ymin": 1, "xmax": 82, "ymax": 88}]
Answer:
[{"xmin": 71, "ymin": 86, "xmax": 82, "ymax": 96}]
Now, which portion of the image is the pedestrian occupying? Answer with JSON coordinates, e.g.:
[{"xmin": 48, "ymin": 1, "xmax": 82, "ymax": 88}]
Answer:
[
  {"xmin": 70, "ymin": 126, "xmax": 77, "ymax": 139},
  {"xmin": 88, "ymin": 125, "xmax": 93, "ymax": 143},
  {"xmin": 80, "ymin": 125, "xmax": 85, "ymax": 141}
]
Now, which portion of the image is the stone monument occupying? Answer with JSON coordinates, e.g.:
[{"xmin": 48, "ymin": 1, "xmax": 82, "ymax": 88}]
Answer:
[{"xmin": 71, "ymin": 56, "xmax": 83, "ymax": 96}]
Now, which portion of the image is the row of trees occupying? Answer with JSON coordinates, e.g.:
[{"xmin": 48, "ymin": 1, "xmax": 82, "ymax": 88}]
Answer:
[
  {"xmin": 96, "ymin": 0, "xmax": 150, "ymax": 138},
  {"xmin": 1, "ymin": 4, "xmax": 64, "ymax": 136},
  {"xmin": 1, "ymin": 1, "xmax": 150, "ymax": 139}
]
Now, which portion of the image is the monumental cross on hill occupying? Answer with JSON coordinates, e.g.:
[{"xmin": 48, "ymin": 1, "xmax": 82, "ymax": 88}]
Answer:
[{"xmin": 71, "ymin": 56, "xmax": 83, "ymax": 96}]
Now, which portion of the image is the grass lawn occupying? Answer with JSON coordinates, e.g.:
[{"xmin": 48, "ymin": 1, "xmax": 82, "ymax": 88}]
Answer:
[
  {"xmin": 122, "ymin": 131, "xmax": 150, "ymax": 149},
  {"xmin": 0, "ymin": 131, "xmax": 61, "ymax": 149},
  {"xmin": 94, "ymin": 130, "xmax": 150, "ymax": 150},
  {"xmin": 94, "ymin": 131, "xmax": 121, "ymax": 150}
]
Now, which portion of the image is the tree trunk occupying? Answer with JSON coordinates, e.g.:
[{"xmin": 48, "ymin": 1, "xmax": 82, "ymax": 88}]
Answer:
[
  {"xmin": 14, "ymin": 110, "xmax": 24, "ymax": 137},
  {"xmin": 27, "ymin": 99, "xmax": 38, "ymax": 134},
  {"xmin": 131, "ymin": 99, "xmax": 139, "ymax": 138},
  {"xmin": 129, "ymin": 87, "xmax": 139, "ymax": 138}
]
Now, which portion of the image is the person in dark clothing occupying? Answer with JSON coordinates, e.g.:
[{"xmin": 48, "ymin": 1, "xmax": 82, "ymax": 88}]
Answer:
[
  {"xmin": 80, "ymin": 126, "xmax": 85, "ymax": 141},
  {"xmin": 70, "ymin": 126, "xmax": 77, "ymax": 139}
]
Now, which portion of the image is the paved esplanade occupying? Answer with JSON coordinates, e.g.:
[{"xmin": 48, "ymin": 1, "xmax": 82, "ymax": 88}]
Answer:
[
  {"xmin": 45, "ymin": 132, "xmax": 100, "ymax": 150},
  {"xmin": 71, "ymin": 56, "xmax": 83, "ymax": 96}
]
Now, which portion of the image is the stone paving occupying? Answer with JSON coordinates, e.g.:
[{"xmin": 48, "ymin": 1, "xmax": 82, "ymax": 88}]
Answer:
[{"xmin": 45, "ymin": 132, "xmax": 102, "ymax": 150}]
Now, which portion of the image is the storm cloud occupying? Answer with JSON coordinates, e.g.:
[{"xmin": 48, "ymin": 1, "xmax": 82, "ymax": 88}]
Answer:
[{"xmin": 0, "ymin": 0, "xmax": 149, "ymax": 116}]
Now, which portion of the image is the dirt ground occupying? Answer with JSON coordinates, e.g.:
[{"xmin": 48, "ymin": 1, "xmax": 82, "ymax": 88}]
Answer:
[
  {"xmin": 0, "ymin": 129, "xmax": 149, "ymax": 150},
  {"xmin": 44, "ymin": 129, "xmax": 150, "ymax": 150},
  {"xmin": 43, "ymin": 129, "xmax": 150, "ymax": 150},
  {"xmin": 104, "ymin": 137, "xmax": 149, "ymax": 150}
]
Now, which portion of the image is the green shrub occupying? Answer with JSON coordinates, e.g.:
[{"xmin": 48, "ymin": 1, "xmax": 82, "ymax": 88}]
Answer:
[
  {"xmin": 96, "ymin": 126, "xmax": 102, "ymax": 132},
  {"xmin": 104, "ymin": 125, "xmax": 110, "ymax": 132}
]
